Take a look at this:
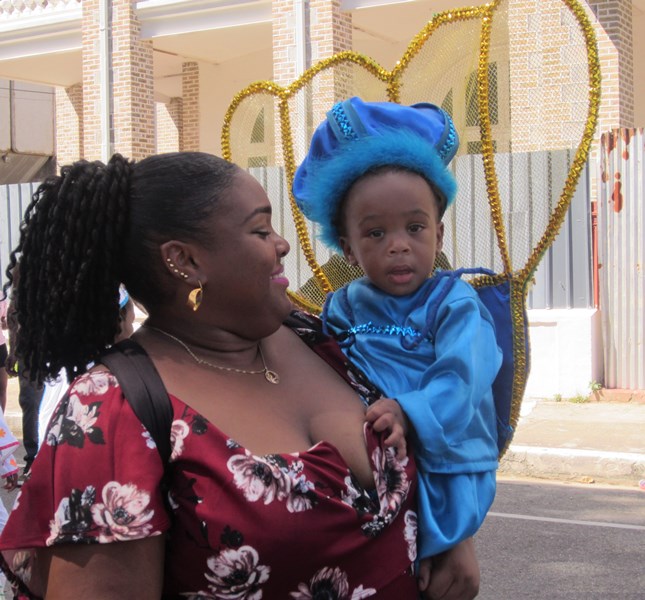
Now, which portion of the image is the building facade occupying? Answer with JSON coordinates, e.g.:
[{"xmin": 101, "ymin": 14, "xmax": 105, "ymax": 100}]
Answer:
[
  {"xmin": 0, "ymin": 0, "xmax": 643, "ymax": 396},
  {"xmin": 0, "ymin": 0, "xmax": 642, "ymax": 166}
]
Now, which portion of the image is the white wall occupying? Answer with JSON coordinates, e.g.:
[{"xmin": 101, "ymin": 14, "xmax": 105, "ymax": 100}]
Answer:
[
  {"xmin": 524, "ymin": 308, "xmax": 604, "ymax": 399},
  {"xmin": 199, "ymin": 49, "xmax": 273, "ymax": 158}
]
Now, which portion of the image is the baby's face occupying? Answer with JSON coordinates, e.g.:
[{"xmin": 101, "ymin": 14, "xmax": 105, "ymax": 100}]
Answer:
[{"xmin": 339, "ymin": 170, "xmax": 444, "ymax": 296}]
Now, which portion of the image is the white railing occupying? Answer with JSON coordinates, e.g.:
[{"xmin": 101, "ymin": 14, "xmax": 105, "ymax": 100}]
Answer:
[{"xmin": 0, "ymin": 0, "xmax": 80, "ymax": 19}]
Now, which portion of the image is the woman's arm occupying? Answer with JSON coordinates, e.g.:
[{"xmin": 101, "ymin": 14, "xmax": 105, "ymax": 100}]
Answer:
[
  {"xmin": 37, "ymin": 536, "xmax": 165, "ymax": 599},
  {"xmin": 419, "ymin": 537, "xmax": 480, "ymax": 600}
]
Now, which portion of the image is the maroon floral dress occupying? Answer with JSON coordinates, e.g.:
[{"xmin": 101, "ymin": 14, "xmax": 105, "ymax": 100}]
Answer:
[{"xmin": 0, "ymin": 313, "xmax": 419, "ymax": 598}]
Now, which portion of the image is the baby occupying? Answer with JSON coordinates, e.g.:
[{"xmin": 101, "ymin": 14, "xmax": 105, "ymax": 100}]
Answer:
[{"xmin": 293, "ymin": 97, "xmax": 502, "ymax": 594}]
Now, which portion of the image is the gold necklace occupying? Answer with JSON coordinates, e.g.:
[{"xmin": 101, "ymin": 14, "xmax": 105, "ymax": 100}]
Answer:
[{"xmin": 146, "ymin": 325, "xmax": 280, "ymax": 384}]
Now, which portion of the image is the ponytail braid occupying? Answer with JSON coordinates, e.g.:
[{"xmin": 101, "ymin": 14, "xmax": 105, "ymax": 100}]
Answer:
[
  {"xmin": 5, "ymin": 155, "xmax": 133, "ymax": 385},
  {"xmin": 5, "ymin": 151, "xmax": 238, "ymax": 384}
]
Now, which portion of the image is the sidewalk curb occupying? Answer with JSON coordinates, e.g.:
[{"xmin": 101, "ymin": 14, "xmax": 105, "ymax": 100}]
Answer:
[{"xmin": 499, "ymin": 444, "xmax": 645, "ymax": 486}]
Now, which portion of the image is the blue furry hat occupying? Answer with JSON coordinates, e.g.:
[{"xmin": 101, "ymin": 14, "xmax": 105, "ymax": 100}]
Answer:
[{"xmin": 292, "ymin": 97, "xmax": 459, "ymax": 252}]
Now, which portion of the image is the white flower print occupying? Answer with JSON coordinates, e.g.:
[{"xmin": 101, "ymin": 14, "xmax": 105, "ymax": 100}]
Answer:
[
  {"xmin": 142, "ymin": 428, "xmax": 157, "ymax": 450},
  {"xmin": 47, "ymin": 497, "xmax": 71, "ymax": 545},
  {"xmin": 91, "ymin": 481, "xmax": 155, "ymax": 542},
  {"xmin": 170, "ymin": 419, "xmax": 190, "ymax": 461},
  {"xmin": 45, "ymin": 391, "xmax": 104, "ymax": 449},
  {"xmin": 404, "ymin": 510, "xmax": 418, "ymax": 562},
  {"xmin": 341, "ymin": 473, "xmax": 363, "ymax": 507},
  {"xmin": 341, "ymin": 472, "xmax": 376, "ymax": 517},
  {"xmin": 228, "ymin": 453, "xmax": 291, "ymax": 505},
  {"xmin": 290, "ymin": 566, "xmax": 349, "ymax": 599},
  {"xmin": 66, "ymin": 393, "xmax": 100, "ymax": 434},
  {"xmin": 351, "ymin": 586, "xmax": 377, "ymax": 599},
  {"xmin": 72, "ymin": 370, "xmax": 117, "ymax": 396},
  {"xmin": 358, "ymin": 447, "xmax": 410, "ymax": 537},
  {"xmin": 372, "ymin": 446, "xmax": 409, "ymax": 514},
  {"xmin": 47, "ymin": 486, "xmax": 97, "ymax": 545},
  {"xmin": 290, "ymin": 566, "xmax": 375, "ymax": 599},
  {"xmin": 204, "ymin": 545, "xmax": 270, "ymax": 599},
  {"xmin": 286, "ymin": 474, "xmax": 316, "ymax": 513}
]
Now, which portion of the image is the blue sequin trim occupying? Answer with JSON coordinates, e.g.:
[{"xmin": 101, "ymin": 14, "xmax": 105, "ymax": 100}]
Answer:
[
  {"xmin": 346, "ymin": 321, "xmax": 423, "ymax": 338},
  {"xmin": 330, "ymin": 103, "xmax": 359, "ymax": 141},
  {"xmin": 438, "ymin": 117, "xmax": 458, "ymax": 163}
]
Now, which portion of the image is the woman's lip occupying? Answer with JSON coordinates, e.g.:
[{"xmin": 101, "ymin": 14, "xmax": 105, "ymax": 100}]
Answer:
[{"xmin": 271, "ymin": 273, "xmax": 290, "ymax": 287}]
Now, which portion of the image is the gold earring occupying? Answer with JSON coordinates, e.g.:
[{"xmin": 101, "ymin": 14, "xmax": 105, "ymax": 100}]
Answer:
[{"xmin": 187, "ymin": 280, "xmax": 203, "ymax": 312}]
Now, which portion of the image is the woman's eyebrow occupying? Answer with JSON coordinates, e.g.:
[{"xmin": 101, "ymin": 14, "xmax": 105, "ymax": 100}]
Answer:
[{"xmin": 242, "ymin": 205, "xmax": 272, "ymax": 224}]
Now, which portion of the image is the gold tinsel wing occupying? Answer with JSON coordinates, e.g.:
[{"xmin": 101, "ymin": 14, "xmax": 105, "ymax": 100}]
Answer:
[{"xmin": 221, "ymin": 0, "xmax": 600, "ymax": 454}]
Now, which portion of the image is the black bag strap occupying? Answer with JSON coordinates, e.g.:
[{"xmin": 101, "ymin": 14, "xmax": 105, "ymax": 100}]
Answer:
[{"xmin": 100, "ymin": 338, "xmax": 173, "ymax": 464}]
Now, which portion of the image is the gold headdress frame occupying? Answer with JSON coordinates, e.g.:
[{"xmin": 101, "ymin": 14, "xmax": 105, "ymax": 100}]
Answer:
[{"xmin": 221, "ymin": 0, "xmax": 601, "ymax": 455}]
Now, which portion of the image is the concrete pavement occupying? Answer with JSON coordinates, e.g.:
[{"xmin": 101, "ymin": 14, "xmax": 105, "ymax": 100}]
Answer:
[
  {"xmin": 498, "ymin": 399, "xmax": 645, "ymax": 488},
  {"xmin": 4, "ymin": 377, "xmax": 645, "ymax": 488}
]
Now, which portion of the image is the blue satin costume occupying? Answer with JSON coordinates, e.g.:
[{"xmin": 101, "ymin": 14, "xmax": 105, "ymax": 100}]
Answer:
[{"xmin": 323, "ymin": 275, "xmax": 503, "ymax": 559}]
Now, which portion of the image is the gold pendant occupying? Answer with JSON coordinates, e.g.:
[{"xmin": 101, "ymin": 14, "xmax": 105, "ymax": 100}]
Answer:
[{"xmin": 264, "ymin": 370, "xmax": 280, "ymax": 384}]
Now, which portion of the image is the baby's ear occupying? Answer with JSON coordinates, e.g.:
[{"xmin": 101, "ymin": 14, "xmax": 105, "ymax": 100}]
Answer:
[
  {"xmin": 436, "ymin": 221, "xmax": 445, "ymax": 252},
  {"xmin": 339, "ymin": 237, "xmax": 359, "ymax": 266}
]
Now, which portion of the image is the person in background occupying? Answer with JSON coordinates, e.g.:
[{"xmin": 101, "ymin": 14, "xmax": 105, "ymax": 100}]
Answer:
[
  {"xmin": 293, "ymin": 97, "xmax": 502, "ymax": 596},
  {"xmin": 0, "ymin": 152, "xmax": 477, "ymax": 599},
  {"xmin": 4, "ymin": 291, "xmax": 42, "ymax": 480}
]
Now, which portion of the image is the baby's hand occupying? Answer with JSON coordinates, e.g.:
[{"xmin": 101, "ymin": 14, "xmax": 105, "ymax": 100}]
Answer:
[{"xmin": 365, "ymin": 398, "xmax": 409, "ymax": 459}]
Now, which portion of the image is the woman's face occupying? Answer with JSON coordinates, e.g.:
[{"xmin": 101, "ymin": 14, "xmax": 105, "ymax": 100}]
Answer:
[{"xmin": 198, "ymin": 169, "xmax": 292, "ymax": 337}]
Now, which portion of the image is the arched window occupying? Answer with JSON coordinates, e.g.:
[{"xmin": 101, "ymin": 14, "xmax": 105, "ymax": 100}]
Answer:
[{"xmin": 248, "ymin": 107, "xmax": 268, "ymax": 168}]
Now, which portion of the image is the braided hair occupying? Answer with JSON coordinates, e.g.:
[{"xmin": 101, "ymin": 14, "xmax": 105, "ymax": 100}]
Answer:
[{"xmin": 3, "ymin": 152, "xmax": 238, "ymax": 385}]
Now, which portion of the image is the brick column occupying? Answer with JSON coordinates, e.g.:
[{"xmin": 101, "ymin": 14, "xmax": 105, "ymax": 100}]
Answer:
[
  {"xmin": 181, "ymin": 62, "xmax": 199, "ymax": 151},
  {"xmin": 589, "ymin": 0, "xmax": 634, "ymax": 131},
  {"xmin": 272, "ymin": 0, "xmax": 352, "ymax": 163},
  {"xmin": 310, "ymin": 0, "xmax": 353, "ymax": 107},
  {"xmin": 156, "ymin": 98, "xmax": 182, "ymax": 153},
  {"xmin": 55, "ymin": 84, "xmax": 83, "ymax": 166},
  {"xmin": 82, "ymin": 0, "xmax": 155, "ymax": 160},
  {"xmin": 112, "ymin": 0, "xmax": 155, "ymax": 159},
  {"xmin": 81, "ymin": 0, "xmax": 106, "ymax": 160},
  {"xmin": 508, "ymin": 0, "xmax": 599, "ymax": 152}
]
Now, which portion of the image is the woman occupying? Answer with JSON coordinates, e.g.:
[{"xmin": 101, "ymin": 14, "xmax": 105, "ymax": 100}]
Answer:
[{"xmin": 0, "ymin": 153, "xmax": 477, "ymax": 599}]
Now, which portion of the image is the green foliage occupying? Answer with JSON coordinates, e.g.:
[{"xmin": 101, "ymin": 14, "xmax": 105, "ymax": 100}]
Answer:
[
  {"xmin": 569, "ymin": 393, "xmax": 589, "ymax": 404},
  {"xmin": 589, "ymin": 380, "xmax": 603, "ymax": 393}
]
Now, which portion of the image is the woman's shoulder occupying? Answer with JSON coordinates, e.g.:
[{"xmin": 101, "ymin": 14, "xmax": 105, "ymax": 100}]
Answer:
[
  {"xmin": 283, "ymin": 309, "xmax": 323, "ymax": 332},
  {"xmin": 67, "ymin": 367, "xmax": 121, "ymax": 398}
]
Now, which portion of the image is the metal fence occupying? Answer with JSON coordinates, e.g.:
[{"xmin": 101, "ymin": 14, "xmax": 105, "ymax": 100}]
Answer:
[
  {"xmin": 0, "ymin": 181, "xmax": 37, "ymax": 291},
  {"xmin": 250, "ymin": 153, "xmax": 593, "ymax": 310},
  {"xmin": 598, "ymin": 128, "xmax": 645, "ymax": 390},
  {"xmin": 528, "ymin": 160, "xmax": 593, "ymax": 309},
  {"xmin": 1, "ymin": 155, "xmax": 594, "ymax": 312}
]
